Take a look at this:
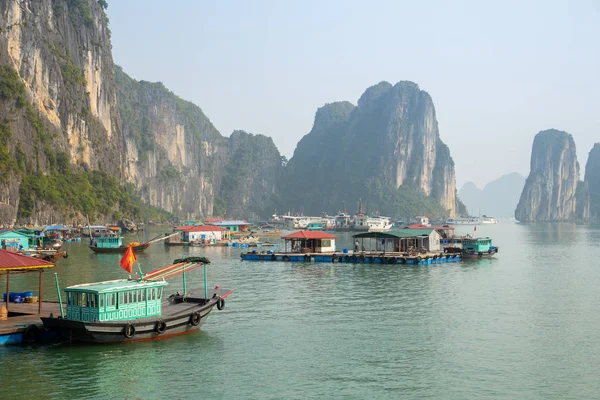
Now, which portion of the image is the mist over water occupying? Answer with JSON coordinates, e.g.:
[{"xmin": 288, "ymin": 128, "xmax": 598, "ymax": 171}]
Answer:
[{"xmin": 2, "ymin": 223, "xmax": 600, "ymax": 399}]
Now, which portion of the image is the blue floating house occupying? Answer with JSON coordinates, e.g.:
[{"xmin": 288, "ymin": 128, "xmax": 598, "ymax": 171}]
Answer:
[{"xmin": 0, "ymin": 231, "xmax": 31, "ymax": 251}]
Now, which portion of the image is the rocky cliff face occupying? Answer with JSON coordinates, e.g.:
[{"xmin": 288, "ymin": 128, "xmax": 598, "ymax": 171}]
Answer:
[
  {"xmin": 284, "ymin": 81, "xmax": 459, "ymax": 218},
  {"xmin": 515, "ymin": 130, "xmax": 589, "ymax": 222},
  {"xmin": 116, "ymin": 67, "xmax": 283, "ymax": 220},
  {"xmin": 0, "ymin": 0, "xmax": 121, "ymax": 225},
  {"xmin": 584, "ymin": 143, "xmax": 600, "ymax": 220},
  {"xmin": 116, "ymin": 66, "xmax": 228, "ymax": 220}
]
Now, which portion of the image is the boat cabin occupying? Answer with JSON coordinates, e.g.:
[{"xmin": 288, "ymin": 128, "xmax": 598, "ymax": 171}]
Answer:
[
  {"xmin": 306, "ymin": 222, "xmax": 325, "ymax": 231},
  {"xmin": 64, "ymin": 279, "xmax": 168, "ymax": 323},
  {"xmin": 281, "ymin": 230, "xmax": 337, "ymax": 253},
  {"xmin": 92, "ymin": 235, "xmax": 123, "ymax": 248},
  {"xmin": 462, "ymin": 237, "xmax": 493, "ymax": 254}
]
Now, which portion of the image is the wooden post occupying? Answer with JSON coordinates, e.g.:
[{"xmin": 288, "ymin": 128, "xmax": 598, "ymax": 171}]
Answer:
[
  {"xmin": 38, "ymin": 270, "xmax": 43, "ymax": 314},
  {"xmin": 5, "ymin": 271, "xmax": 9, "ymax": 311}
]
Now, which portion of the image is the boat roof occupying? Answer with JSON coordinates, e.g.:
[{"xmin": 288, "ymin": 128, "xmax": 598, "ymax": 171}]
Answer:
[
  {"xmin": 65, "ymin": 278, "xmax": 168, "ymax": 294},
  {"xmin": 353, "ymin": 228, "xmax": 435, "ymax": 239},
  {"xmin": 282, "ymin": 230, "xmax": 338, "ymax": 240}
]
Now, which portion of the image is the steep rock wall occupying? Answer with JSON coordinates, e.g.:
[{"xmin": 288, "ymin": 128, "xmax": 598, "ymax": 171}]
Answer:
[
  {"xmin": 515, "ymin": 129, "xmax": 588, "ymax": 222},
  {"xmin": 584, "ymin": 143, "xmax": 600, "ymax": 220},
  {"xmin": 0, "ymin": 0, "xmax": 122, "ymax": 225},
  {"xmin": 116, "ymin": 67, "xmax": 283, "ymax": 220},
  {"xmin": 284, "ymin": 81, "xmax": 459, "ymax": 218}
]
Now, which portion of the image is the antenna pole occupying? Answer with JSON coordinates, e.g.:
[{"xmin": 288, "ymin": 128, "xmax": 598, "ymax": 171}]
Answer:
[
  {"xmin": 54, "ymin": 273, "xmax": 64, "ymax": 318},
  {"xmin": 203, "ymin": 263, "xmax": 208, "ymax": 299},
  {"xmin": 182, "ymin": 264, "xmax": 187, "ymax": 295}
]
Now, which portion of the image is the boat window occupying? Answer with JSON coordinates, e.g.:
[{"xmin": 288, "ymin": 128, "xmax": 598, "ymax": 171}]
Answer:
[
  {"xmin": 140, "ymin": 290, "xmax": 145, "ymax": 302},
  {"xmin": 157, "ymin": 288, "xmax": 162, "ymax": 298},
  {"xmin": 119, "ymin": 292, "xmax": 125, "ymax": 305},
  {"xmin": 99, "ymin": 294, "xmax": 104, "ymax": 308},
  {"xmin": 90, "ymin": 294, "xmax": 97, "ymax": 308},
  {"xmin": 128, "ymin": 291, "xmax": 133, "ymax": 304},
  {"xmin": 133, "ymin": 290, "xmax": 138, "ymax": 303}
]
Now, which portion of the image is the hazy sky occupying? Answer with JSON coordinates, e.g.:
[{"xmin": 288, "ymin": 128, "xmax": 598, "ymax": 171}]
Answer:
[{"xmin": 107, "ymin": 0, "xmax": 599, "ymax": 188}]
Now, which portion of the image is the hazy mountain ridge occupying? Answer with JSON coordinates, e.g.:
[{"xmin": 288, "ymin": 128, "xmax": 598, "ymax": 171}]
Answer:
[{"xmin": 459, "ymin": 173, "xmax": 526, "ymax": 218}]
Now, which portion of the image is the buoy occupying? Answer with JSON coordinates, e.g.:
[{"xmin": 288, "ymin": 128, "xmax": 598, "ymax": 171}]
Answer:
[
  {"xmin": 215, "ymin": 285, "xmax": 220, "ymax": 289},
  {"xmin": 0, "ymin": 305, "xmax": 7, "ymax": 321}
]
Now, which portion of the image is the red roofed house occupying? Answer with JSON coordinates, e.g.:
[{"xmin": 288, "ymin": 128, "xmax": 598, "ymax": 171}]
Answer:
[
  {"xmin": 281, "ymin": 230, "xmax": 338, "ymax": 253},
  {"xmin": 173, "ymin": 225, "xmax": 231, "ymax": 244}
]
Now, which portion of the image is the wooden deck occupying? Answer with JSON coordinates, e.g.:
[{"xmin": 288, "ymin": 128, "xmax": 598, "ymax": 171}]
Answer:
[
  {"xmin": 241, "ymin": 250, "xmax": 462, "ymax": 264},
  {"xmin": 0, "ymin": 301, "xmax": 64, "ymax": 336}
]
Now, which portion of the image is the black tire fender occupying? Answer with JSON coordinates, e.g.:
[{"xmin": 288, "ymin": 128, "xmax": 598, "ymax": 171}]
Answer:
[
  {"xmin": 23, "ymin": 324, "xmax": 41, "ymax": 344},
  {"xmin": 217, "ymin": 297, "xmax": 225, "ymax": 311},
  {"xmin": 155, "ymin": 320, "xmax": 167, "ymax": 334},
  {"xmin": 190, "ymin": 312, "xmax": 201, "ymax": 326},
  {"xmin": 124, "ymin": 323, "xmax": 136, "ymax": 339}
]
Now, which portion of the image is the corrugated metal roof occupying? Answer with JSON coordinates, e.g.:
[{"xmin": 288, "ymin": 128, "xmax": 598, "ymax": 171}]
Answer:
[
  {"xmin": 282, "ymin": 230, "xmax": 338, "ymax": 240},
  {"xmin": 213, "ymin": 220, "xmax": 249, "ymax": 226},
  {"xmin": 353, "ymin": 228, "xmax": 434, "ymax": 239},
  {"xmin": 174, "ymin": 225, "xmax": 229, "ymax": 232},
  {"xmin": 0, "ymin": 249, "xmax": 54, "ymax": 272}
]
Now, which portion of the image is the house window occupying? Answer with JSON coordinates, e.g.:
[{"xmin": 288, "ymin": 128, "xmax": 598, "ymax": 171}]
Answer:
[{"xmin": 321, "ymin": 240, "xmax": 331, "ymax": 247}]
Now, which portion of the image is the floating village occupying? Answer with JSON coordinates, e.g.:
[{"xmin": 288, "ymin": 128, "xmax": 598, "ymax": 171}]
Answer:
[{"xmin": 0, "ymin": 204, "xmax": 499, "ymax": 347}]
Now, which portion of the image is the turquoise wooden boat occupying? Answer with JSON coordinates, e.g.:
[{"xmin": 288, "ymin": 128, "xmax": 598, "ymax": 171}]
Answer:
[{"xmin": 41, "ymin": 257, "xmax": 232, "ymax": 343}]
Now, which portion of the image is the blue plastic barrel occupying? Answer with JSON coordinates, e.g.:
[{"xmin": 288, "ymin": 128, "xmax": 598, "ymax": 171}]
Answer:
[{"xmin": 343, "ymin": 248, "xmax": 349, "ymax": 254}]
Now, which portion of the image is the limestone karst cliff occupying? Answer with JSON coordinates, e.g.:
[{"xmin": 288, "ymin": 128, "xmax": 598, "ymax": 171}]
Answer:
[
  {"xmin": 116, "ymin": 68, "xmax": 283, "ymax": 220},
  {"xmin": 515, "ymin": 129, "xmax": 589, "ymax": 222},
  {"xmin": 0, "ymin": 0, "xmax": 125, "ymax": 225},
  {"xmin": 584, "ymin": 143, "xmax": 600, "ymax": 220},
  {"xmin": 283, "ymin": 81, "xmax": 461, "ymax": 218}
]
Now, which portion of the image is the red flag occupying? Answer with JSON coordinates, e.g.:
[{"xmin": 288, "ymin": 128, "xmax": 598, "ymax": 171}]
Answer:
[{"xmin": 120, "ymin": 244, "xmax": 136, "ymax": 274}]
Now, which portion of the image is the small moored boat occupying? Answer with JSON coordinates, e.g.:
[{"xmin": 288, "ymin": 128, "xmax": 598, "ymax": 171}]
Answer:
[
  {"xmin": 461, "ymin": 237, "xmax": 499, "ymax": 259},
  {"xmin": 41, "ymin": 256, "xmax": 232, "ymax": 344}
]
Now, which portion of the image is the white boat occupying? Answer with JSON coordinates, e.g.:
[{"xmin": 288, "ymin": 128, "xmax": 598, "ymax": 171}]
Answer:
[
  {"xmin": 334, "ymin": 212, "xmax": 352, "ymax": 230},
  {"xmin": 352, "ymin": 214, "xmax": 393, "ymax": 232},
  {"xmin": 445, "ymin": 217, "xmax": 482, "ymax": 225},
  {"xmin": 480, "ymin": 215, "xmax": 498, "ymax": 224}
]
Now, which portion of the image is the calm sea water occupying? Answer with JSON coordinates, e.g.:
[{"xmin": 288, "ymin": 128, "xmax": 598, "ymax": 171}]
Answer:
[{"xmin": 1, "ymin": 222, "xmax": 600, "ymax": 399}]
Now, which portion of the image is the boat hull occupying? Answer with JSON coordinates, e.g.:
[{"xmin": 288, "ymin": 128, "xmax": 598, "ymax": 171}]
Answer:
[
  {"xmin": 89, "ymin": 243, "xmax": 150, "ymax": 254},
  {"xmin": 41, "ymin": 295, "xmax": 222, "ymax": 344}
]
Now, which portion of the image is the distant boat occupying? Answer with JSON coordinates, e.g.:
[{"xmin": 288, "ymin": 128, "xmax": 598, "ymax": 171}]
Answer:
[
  {"xmin": 89, "ymin": 232, "xmax": 178, "ymax": 254},
  {"xmin": 445, "ymin": 217, "xmax": 482, "ymax": 225},
  {"xmin": 480, "ymin": 215, "xmax": 498, "ymax": 224}
]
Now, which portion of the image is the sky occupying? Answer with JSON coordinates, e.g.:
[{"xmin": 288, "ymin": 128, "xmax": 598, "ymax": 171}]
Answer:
[{"xmin": 107, "ymin": 0, "xmax": 600, "ymax": 189}]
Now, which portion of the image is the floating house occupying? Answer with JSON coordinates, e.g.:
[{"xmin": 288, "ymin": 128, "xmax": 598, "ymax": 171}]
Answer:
[
  {"xmin": 281, "ymin": 230, "xmax": 338, "ymax": 253},
  {"xmin": 174, "ymin": 225, "xmax": 231, "ymax": 243},
  {"xmin": 213, "ymin": 220, "xmax": 251, "ymax": 234},
  {"xmin": 353, "ymin": 228, "xmax": 442, "ymax": 253},
  {"xmin": 0, "ymin": 231, "xmax": 31, "ymax": 251}
]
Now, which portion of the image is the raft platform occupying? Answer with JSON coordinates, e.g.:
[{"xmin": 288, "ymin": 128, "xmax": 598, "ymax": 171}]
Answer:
[
  {"xmin": 241, "ymin": 251, "xmax": 461, "ymax": 264},
  {"xmin": 0, "ymin": 301, "xmax": 64, "ymax": 346}
]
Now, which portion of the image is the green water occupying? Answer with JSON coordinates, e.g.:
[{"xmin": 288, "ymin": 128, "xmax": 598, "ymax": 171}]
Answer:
[{"xmin": 1, "ymin": 223, "xmax": 600, "ymax": 399}]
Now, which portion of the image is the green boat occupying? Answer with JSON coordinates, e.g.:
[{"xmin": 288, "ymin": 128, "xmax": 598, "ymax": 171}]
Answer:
[
  {"xmin": 41, "ymin": 256, "xmax": 232, "ymax": 343},
  {"xmin": 461, "ymin": 237, "xmax": 499, "ymax": 259},
  {"xmin": 89, "ymin": 235, "xmax": 150, "ymax": 254}
]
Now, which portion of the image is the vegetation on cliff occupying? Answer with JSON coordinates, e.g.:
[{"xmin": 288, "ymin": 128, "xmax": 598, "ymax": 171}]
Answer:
[{"xmin": 0, "ymin": 63, "xmax": 169, "ymax": 224}]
